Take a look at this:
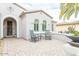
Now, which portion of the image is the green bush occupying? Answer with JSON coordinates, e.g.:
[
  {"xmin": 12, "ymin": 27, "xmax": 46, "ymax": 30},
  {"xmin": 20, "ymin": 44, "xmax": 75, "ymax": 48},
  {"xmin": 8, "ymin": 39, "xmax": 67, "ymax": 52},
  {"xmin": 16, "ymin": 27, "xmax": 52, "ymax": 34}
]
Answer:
[
  {"xmin": 68, "ymin": 27, "xmax": 75, "ymax": 32},
  {"xmin": 70, "ymin": 30, "xmax": 79, "ymax": 36}
]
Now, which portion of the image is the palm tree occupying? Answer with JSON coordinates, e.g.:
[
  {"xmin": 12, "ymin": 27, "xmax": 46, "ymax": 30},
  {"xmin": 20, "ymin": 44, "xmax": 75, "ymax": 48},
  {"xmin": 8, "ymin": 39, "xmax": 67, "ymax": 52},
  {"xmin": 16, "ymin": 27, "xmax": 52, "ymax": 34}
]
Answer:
[{"xmin": 59, "ymin": 3, "xmax": 79, "ymax": 20}]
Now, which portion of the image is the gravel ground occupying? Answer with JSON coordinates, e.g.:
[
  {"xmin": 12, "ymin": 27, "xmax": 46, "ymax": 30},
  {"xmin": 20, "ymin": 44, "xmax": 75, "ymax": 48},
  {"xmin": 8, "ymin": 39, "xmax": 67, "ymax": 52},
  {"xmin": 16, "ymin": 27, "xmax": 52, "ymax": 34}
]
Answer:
[{"xmin": 1, "ymin": 37, "xmax": 69, "ymax": 56}]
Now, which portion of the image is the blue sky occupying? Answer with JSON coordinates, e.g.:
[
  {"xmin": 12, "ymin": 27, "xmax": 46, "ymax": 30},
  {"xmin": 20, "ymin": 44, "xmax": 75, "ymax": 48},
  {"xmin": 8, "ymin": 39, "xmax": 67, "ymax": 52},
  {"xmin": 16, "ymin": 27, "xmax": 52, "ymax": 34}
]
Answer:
[
  {"xmin": 19, "ymin": 3, "xmax": 60, "ymax": 22},
  {"xmin": 22, "ymin": 0, "xmax": 60, "ymax": 3},
  {"xmin": 17, "ymin": 0, "xmax": 79, "ymax": 22},
  {"xmin": 21, "ymin": 2, "xmax": 79, "ymax": 23},
  {"xmin": 0, "ymin": 0, "xmax": 79, "ymax": 22}
]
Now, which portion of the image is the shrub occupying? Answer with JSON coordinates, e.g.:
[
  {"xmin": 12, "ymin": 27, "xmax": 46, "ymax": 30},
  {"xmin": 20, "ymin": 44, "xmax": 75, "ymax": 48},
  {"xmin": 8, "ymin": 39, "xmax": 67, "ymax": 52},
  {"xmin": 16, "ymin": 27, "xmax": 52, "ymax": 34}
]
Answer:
[
  {"xmin": 68, "ymin": 27, "xmax": 75, "ymax": 32},
  {"xmin": 70, "ymin": 30, "xmax": 79, "ymax": 36}
]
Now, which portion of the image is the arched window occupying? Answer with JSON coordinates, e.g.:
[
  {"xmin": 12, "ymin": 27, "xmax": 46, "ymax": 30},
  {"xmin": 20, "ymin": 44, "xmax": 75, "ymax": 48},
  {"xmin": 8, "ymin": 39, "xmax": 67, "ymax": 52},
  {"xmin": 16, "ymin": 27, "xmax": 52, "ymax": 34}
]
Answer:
[
  {"xmin": 34, "ymin": 19, "xmax": 39, "ymax": 31},
  {"xmin": 42, "ymin": 20, "xmax": 47, "ymax": 31}
]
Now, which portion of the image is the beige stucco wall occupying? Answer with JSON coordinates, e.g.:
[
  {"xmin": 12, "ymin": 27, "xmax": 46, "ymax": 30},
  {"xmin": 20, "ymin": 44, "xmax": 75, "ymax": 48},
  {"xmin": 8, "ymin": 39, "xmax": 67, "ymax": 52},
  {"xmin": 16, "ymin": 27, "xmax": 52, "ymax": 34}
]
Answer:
[
  {"xmin": 56, "ymin": 24, "xmax": 79, "ymax": 32},
  {"xmin": 0, "ymin": 3, "xmax": 25, "ymax": 39},
  {"xmin": 0, "ymin": 3, "xmax": 55, "ymax": 40},
  {"xmin": 23, "ymin": 12, "xmax": 55, "ymax": 39}
]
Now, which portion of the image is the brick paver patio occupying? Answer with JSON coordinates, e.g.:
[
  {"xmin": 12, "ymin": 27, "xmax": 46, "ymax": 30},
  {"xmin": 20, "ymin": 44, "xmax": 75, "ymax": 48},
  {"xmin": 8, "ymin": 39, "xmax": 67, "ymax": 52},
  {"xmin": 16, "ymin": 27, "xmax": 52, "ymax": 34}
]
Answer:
[{"xmin": 0, "ymin": 38, "xmax": 69, "ymax": 56}]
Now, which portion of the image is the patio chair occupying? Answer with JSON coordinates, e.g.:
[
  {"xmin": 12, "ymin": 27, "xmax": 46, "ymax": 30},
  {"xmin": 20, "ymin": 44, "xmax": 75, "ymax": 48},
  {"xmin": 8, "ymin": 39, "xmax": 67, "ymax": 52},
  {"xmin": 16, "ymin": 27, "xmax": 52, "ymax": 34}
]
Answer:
[
  {"xmin": 30, "ymin": 30, "xmax": 39, "ymax": 42},
  {"xmin": 45, "ymin": 30, "xmax": 52, "ymax": 40}
]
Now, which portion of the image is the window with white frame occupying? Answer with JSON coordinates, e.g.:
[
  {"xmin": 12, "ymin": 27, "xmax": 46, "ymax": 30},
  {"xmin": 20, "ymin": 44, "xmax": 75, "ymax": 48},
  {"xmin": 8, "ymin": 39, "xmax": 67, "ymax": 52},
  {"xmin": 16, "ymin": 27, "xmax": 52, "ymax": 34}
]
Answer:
[
  {"xmin": 42, "ymin": 20, "xmax": 47, "ymax": 31},
  {"xmin": 34, "ymin": 19, "xmax": 39, "ymax": 31}
]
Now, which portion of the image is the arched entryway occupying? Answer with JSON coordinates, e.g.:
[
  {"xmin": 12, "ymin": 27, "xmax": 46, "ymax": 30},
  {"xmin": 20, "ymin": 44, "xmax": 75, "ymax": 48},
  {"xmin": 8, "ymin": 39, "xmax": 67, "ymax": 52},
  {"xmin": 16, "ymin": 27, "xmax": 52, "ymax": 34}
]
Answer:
[{"xmin": 3, "ymin": 17, "xmax": 17, "ymax": 37}]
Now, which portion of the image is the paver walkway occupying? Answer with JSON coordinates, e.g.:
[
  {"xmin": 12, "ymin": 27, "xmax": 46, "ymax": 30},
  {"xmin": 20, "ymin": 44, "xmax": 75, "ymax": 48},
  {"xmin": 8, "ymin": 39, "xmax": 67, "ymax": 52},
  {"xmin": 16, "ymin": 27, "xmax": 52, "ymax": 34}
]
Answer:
[
  {"xmin": 1, "ymin": 38, "xmax": 68, "ymax": 56},
  {"xmin": 0, "ymin": 40, "xmax": 4, "ymax": 55}
]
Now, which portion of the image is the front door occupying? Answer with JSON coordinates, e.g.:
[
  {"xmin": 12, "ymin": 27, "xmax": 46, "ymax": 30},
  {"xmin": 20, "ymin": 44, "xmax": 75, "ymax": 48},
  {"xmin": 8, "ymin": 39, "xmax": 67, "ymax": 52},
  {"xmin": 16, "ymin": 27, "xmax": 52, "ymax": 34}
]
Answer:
[{"xmin": 7, "ymin": 21, "xmax": 13, "ymax": 36}]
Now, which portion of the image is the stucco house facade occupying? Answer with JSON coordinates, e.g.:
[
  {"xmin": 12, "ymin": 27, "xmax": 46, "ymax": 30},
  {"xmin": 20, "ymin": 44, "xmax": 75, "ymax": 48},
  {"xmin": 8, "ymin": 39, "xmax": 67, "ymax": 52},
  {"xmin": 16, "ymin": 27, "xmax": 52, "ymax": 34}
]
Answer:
[{"xmin": 0, "ymin": 3, "xmax": 56, "ymax": 40}]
